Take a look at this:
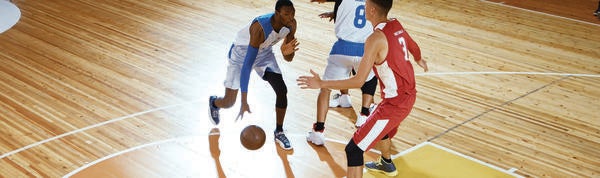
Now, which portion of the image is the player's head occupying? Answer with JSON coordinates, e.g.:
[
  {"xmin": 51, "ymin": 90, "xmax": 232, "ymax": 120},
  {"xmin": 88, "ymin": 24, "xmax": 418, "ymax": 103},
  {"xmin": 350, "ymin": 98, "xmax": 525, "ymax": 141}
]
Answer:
[
  {"xmin": 274, "ymin": 0, "xmax": 295, "ymax": 27},
  {"xmin": 366, "ymin": 0, "xmax": 392, "ymax": 20}
]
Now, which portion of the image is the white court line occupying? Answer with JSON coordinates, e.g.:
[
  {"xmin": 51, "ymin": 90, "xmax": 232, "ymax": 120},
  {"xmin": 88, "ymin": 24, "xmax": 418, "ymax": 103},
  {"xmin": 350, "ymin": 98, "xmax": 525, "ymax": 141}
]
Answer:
[
  {"xmin": 417, "ymin": 71, "xmax": 600, "ymax": 78},
  {"xmin": 394, "ymin": 142, "xmax": 525, "ymax": 178},
  {"xmin": 480, "ymin": 0, "xmax": 600, "ymax": 27},
  {"xmin": 62, "ymin": 136, "xmax": 191, "ymax": 178},
  {"xmin": 61, "ymin": 134, "xmax": 378, "ymax": 177},
  {"xmin": 0, "ymin": 99, "xmax": 201, "ymax": 160},
  {"xmin": 2, "ymin": 71, "xmax": 598, "ymax": 175}
]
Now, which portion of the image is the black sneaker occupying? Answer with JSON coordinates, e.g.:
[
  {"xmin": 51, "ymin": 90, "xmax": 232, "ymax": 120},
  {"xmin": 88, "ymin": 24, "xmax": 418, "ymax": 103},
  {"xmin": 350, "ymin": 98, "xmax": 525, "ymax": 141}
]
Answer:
[
  {"xmin": 274, "ymin": 131, "xmax": 292, "ymax": 150},
  {"xmin": 365, "ymin": 157, "xmax": 398, "ymax": 176},
  {"xmin": 595, "ymin": 10, "xmax": 600, "ymax": 16},
  {"xmin": 208, "ymin": 96, "xmax": 220, "ymax": 125}
]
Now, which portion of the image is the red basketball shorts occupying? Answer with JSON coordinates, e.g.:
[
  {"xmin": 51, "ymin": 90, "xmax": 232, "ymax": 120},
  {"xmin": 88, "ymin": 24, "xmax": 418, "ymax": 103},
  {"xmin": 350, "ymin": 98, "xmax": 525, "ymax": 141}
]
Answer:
[{"xmin": 352, "ymin": 92, "xmax": 416, "ymax": 151}]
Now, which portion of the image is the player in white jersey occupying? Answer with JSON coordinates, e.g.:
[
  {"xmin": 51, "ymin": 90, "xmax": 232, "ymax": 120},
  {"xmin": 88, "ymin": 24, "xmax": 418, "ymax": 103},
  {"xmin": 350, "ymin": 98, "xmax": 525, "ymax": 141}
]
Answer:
[
  {"xmin": 209, "ymin": 0, "xmax": 299, "ymax": 150},
  {"xmin": 307, "ymin": 0, "xmax": 379, "ymax": 146}
]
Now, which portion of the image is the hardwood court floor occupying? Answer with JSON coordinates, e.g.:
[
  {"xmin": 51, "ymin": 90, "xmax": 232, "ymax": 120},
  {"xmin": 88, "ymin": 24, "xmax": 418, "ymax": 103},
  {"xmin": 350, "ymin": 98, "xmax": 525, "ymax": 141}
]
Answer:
[
  {"xmin": 0, "ymin": 0, "xmax": 599, "ymax": 177},
  {"xmin": 485, "ymin": 0, "xmax": 600, "ymax": 25}
]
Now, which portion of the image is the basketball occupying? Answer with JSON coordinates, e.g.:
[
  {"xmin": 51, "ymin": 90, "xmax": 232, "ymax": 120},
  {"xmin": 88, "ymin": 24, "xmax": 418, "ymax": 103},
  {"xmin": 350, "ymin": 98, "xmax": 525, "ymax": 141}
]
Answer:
[{"xmin": 240, "ymin": 125, "xmax": 266, "ymax": 150}]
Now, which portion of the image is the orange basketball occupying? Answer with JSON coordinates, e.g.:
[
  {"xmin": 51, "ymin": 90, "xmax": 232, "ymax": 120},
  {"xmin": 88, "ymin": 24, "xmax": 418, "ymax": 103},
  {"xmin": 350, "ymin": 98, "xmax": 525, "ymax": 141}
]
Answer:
[{"xmin": 240, "ymin": 125, "xmax": 266, "ymax": 150}]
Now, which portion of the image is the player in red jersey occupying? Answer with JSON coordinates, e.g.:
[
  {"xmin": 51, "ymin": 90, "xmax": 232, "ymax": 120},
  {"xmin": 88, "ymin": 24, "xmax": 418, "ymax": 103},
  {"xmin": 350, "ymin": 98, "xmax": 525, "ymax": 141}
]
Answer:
[{"xmin": 298, "ymin": 0, "xmax": 428, "ymax": 177}]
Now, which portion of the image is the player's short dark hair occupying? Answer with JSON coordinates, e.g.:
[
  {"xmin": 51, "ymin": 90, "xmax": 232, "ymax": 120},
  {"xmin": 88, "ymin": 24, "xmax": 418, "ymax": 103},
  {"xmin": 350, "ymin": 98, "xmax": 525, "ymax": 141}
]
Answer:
[
  {"xmin": 275, "ymin": 0, "xmax": 294, "ymax": 11},
  {"xmin": 371, "ymin": 0, "xmax": 392, "ymax": 15}
]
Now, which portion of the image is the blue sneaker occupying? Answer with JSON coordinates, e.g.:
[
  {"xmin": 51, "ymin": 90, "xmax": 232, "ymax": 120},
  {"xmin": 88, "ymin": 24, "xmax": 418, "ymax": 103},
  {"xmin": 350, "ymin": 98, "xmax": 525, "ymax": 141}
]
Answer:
[
  {"xmin": 365, "ymin": 157, "xmax": 398, "ymax": 176},
  {"xmin": 274, "ymin": 131, "xmax": 292, "ymax": 150},
  {"xmin": 208, "ymin": 96, "xmax": 220, "ymax": 125}
]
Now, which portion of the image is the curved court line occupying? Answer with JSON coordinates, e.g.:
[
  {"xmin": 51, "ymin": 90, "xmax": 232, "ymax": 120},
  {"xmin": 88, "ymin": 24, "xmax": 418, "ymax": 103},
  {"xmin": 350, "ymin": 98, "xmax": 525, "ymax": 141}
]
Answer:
[
  {"xmin": 62, "ymin": 136, "xmax": 196, "ymax": 178},
  {"xmin": 3, "ymin": 71, "xmax": 598, "ymax": 160},
  {"xmin": 0, "ymin": 99, "xmax": 201, "ymax": 160},
  {"xmin": 416, "ymin": 71, "xmax": 600, "ymax": 78},
  {"xmin": 2, "ymin": 71, "xmax": 597, "ymax": 176},
  {"xmin": 480, "ymin": 0, "xmax": 600, "ymax": 27},
  {"xmin": 62, "ymin": 133, "xmax": 362, "ymax": 177}
]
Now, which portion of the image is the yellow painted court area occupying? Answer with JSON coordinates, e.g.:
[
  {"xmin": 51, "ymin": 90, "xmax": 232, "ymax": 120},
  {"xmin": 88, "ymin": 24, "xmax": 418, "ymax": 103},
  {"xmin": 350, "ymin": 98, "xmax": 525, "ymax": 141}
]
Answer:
[{"xmin": 364, "ymin": 142, "xmax": 522, "ymax": 178}]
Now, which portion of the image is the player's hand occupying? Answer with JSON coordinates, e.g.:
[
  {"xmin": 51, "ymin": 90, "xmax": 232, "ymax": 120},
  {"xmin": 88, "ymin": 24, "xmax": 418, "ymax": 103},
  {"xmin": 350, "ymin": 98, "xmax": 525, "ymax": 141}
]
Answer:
[
  {"xmin": 236, "ymin": 102, "xmax": 252, "ymax": 121},
  {"xmin": 318, "ymin": 12, "xmax": 335, "ymax": 22},
  {"xmin": 416, "ymin": 59, "xmax": 428, "ymax": 72},
  {"xmin": 310, "ymin": 0, "xmax": 327, "ymax": 4},
  {"xmin": 297, "ymin": 69, "xmax": 322, "ymax": 89},
  {"xmin": 281, "ymin": 38, "xmax": 299, "ymax": 57}
]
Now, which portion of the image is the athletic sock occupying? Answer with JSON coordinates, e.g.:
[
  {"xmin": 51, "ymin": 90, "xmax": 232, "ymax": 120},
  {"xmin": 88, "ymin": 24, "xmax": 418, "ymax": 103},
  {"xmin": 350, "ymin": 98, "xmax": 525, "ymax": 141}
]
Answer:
[
  {"xmin": 382, "ymin": 156, "xmax": 392, "ymax": 164},
  {"xmin": 314, "ymin": 122, "xmax": 325, "ymax": 132},
  {"xmin": 275, "ymin": 125, "xmax": 283, "ymax": 133},
  {"xmin": 361, "ymin": 107, "xmax": 370, "ymax": 116}
]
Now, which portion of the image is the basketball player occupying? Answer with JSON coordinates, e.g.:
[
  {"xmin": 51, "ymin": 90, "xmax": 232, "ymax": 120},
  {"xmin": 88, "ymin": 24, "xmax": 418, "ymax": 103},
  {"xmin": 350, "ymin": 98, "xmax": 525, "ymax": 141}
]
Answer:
[
  {"xmin": 209, "ymin": 0, "xmax": 299, "ymax": 150},
  {"xmin": 298, "ymin": 0, "xmax": 428, "ymax": 176},
  {"xmin": 306, "ymin": 0, "xmax": 379, "ymax": 146},
  {"xmin": 312, "ymin": 0, "xmax": 353, "ymax": 110}
]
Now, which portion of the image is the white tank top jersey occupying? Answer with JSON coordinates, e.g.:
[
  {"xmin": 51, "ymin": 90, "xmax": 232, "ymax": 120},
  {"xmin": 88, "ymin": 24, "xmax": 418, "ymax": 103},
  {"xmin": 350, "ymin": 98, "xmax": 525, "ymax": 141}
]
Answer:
[
  {"xmin": 233, "ymin": 13, "xmax": 291, "ymax": 51},
  {"xmin": 335, "ymin": 0, "xmax": 372, "ymax": 43}
]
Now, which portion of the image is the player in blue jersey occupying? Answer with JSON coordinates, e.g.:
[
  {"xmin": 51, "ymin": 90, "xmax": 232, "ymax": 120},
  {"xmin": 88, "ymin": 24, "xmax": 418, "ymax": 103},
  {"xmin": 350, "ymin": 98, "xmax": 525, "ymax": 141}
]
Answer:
[
  {"xmin": 208, "ymin": 0, "xmax": 299, "ymax": 150},
  {"xmin": 307, "ymin": 0, "xmax": 379, "ymax": 146}
]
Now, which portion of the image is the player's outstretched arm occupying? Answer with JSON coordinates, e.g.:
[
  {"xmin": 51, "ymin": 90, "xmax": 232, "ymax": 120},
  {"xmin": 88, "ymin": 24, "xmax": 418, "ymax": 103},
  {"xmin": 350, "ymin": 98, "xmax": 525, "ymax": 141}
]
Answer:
[
  {"xmin": 238, "ymin": 22, "xmax": 265, "ymax": 119},
  {"xmin": 298, "ymin": 31, "xmax": 386, "ymax": 90}
]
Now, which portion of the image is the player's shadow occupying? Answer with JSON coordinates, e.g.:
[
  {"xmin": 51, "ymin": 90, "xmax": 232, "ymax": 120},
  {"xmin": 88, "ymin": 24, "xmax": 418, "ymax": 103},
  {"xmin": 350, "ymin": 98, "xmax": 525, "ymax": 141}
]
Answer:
[
  {"xmin": 308, "ymin": 143, "xmax": 346, "ymax": 178},
  {"xmin": 209, "ymin": 128, "xmax": 226, "ymax": 178},
  {"xmin": 329, "ymin": 106, "xmax": 358, "ymax": 123},
  {"xmin": 276, "ymin": 144, "xmax": 295, "ymax": 178}
]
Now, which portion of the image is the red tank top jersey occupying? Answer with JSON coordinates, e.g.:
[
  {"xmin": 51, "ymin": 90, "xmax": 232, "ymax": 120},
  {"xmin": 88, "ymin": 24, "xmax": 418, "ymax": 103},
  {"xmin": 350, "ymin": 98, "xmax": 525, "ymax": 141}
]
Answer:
[{"xmin": 373, "ymin": 19, "xmax": 421, "ymax": 99}]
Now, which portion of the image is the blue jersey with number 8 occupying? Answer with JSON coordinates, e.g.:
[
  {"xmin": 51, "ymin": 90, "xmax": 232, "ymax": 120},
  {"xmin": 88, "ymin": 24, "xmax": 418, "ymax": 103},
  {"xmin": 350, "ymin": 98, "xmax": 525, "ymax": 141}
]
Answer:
[{"xmin": 334, "ymin": 0, "xmax": 372, "ymax": 43}]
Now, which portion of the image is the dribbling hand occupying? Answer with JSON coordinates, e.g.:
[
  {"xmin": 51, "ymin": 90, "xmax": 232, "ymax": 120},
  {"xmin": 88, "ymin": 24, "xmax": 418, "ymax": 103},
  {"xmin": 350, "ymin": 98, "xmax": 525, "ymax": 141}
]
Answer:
[{"xmin": 236, "ymin": 103, "xmax": 252, "ymax": 121}]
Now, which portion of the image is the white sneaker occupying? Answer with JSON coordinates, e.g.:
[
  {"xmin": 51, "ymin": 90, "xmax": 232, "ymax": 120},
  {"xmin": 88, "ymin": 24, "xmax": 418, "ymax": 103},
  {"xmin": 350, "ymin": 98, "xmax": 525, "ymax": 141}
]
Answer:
[
  {"xmin": 356, "ymin": 115, "xmax": 367, "ymax": 128},
  {"xmin": 306, "ymin": 131, "xmax": 325, "ymax": 146},
  {"xmin": 339, "ymin": 94, "xmax": 352, "ymax": 108},
  {"xmin": 369, "ymin": 103, "xmax": 378, "ymax": 113},
  {"xmin": 356, "ymin": 104, "xmax": 377, "ymax": 128},
  {"xmin": 329, "ymin": 93, "xmax": 341, "ymax": 107}
]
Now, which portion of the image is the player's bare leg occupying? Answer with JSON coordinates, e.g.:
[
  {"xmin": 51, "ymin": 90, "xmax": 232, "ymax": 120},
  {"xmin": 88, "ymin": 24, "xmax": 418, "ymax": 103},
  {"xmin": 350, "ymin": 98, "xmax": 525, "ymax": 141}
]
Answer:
[
  {"xmin": 317, "ymin": 88, "xmax": 332, "ymax": 123},
  {"xmin": 347, "ymin": 166, "xmax": 364, "ymax": 178},
  {"xmin": 307, "ymin": 88, "xmax": 330, "ymax": 145},
  {"xmin": 365, "ymin": 138, "xmax": 397, "ymax": 176},
  {"xmin": 340, "ymin": 89, "xmax": 349, "ymax": 95},
  {"xmin": 214, "ymin": 88, "xmax": 238, "ymax": 109},
  {"xmin": 209, "ymin": 88, "xmax": 238, "ymax": 125}
]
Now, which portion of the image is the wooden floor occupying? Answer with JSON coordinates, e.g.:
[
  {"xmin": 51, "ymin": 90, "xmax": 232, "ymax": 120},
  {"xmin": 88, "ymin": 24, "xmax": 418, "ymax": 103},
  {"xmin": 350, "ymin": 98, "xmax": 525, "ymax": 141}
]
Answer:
[{"xmin": 0, "ymin": 0, "xmax": 599, "ymax": 177}]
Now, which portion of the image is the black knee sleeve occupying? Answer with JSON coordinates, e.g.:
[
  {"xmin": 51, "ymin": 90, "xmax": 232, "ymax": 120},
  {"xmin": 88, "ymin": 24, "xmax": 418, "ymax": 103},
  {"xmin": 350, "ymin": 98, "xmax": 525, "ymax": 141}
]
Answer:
[
  {"xmin": 263, "ymin": 71, "xmax": 288, "ymax": 108},
  {"xmin": 345, "ymin": 139, "xmax": 364, "ymax": 167},
  {"xmin": 361, "ymin": 76, "xmax": 377, "ymax": 96}
]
